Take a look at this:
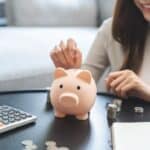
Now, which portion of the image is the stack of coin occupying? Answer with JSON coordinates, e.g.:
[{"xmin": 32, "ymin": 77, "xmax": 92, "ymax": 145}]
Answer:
[
  {"xmin": 112, "ymin": 99, "xmax": 122, "ymax": 112},
  {"xmin": 45, "ymin": 141, "xmax": 69, "ymax": 150},
  {"xmin": 22, "ymin": 140, "xmax": 38, "ymax": 150},
  {"xmin": 107, "ymin": 103, "xmax": 118, "ymax": 120},
  {"xmin": 134, "ymin": 106, "xmax": 144, "ymax": 114},
  {"xmin": 21, "ymin": 140, "xmax": 70, "ymax": 150},
  {"xmin": 45, "ymin": 141, "xmax": 57, "ymax": 150}
]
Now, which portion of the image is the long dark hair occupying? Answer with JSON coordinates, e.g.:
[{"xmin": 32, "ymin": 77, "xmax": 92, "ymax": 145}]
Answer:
[{"xmin": 112, "ymin": 0, "xmax": 149, "ymax": 73}]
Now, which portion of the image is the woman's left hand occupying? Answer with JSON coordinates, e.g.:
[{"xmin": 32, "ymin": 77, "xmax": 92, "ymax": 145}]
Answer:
[{"xmin": 105, "ymin": 69, "xmax": 150, "ymax": 100}]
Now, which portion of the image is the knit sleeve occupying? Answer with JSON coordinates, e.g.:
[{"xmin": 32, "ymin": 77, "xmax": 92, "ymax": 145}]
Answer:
[{"xmin": 81, "ymin": 18, "xmax": 112, "ymax": 82}]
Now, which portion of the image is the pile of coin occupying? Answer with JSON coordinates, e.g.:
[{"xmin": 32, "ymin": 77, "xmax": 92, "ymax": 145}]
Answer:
[
  {"xmin": 107, "ymin": 98, "xmax": 145, "ymax": 123},
  {"xmin": 22, "ymin": 140, "xmax": 38, "ymax": 150},
  {"xmin": 21, "ymin": 140, "xmax": 70, "ymax": 150},
  {"xmin": 107, "ymin": 103, "xmax": 118, "ymax": 120},
  {"xmin": 107, "ymin": 99, "xmax": 123, "ymax": 121},
  {"xmin": 45, "ymin": 141, "xmax": 69, "ymax": 150},
  {"xmin": 134, "ymin": 106, "xmax": 144, "ymax": 114},
  {"xmin": 112, "ymin": 99, "xmax": 122, "ymax": 112}
]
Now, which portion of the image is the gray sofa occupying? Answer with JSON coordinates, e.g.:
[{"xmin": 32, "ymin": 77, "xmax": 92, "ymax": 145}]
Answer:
[
  {"xmin": 5, "ymin": 0, "xmax": 115, "ymax": 27},
  {"xmin": 0, "ymin": 0, "xmax": 115, "ymax": 91},
  {"xmin": 0, "ymin": 27, "xmax": 97, "ymax": 91}
]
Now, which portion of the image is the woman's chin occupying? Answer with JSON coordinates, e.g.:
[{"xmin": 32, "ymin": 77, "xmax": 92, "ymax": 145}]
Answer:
[{"xmin": 143, "ymin": 13, "xmax": 150, "ymax": 22}]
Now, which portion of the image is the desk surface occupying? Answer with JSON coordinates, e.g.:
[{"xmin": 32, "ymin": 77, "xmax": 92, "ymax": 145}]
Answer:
[
  {"xmin": 0, "ymin": 92, "xmax": 112, "ymax": 150},
  {"xmin": 1, "ymin": 92, "xmax": 150, "ymax": 150}
]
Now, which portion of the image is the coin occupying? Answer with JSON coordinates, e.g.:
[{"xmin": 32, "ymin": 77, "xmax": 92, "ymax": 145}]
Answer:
[{"xmin": 134, "ymin": 107, "xmax": 144, "ymax": 113}]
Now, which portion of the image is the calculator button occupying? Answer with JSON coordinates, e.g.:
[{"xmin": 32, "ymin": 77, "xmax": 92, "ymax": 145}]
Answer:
[
  {"xmin": 3, "ymin": 120, "xmax": 9, "ymax": 125},
  {"xmin": 8, "ymin": 110, "xmax": 15, "ymax": 114},
  {"xmin": 0, "ymin": 113, "xmax": 2, "ymax": 117},
  {"xmin": 2, "ymin": 115, "xmax": 8, "ymax": 120},
  {"xmin": 2, "ymin": 106, "xmax": 9, "ymax": 110},
  {"xmin": 20, "ymin": 114, "xmax": 27, "ymax": 119},
  {"xmin": 15, "ymin": 116, "xmax": 21, "ymax": 121},
  {"xmin": 26, "ymin": 114, "xmax": 32, "ymax": 118},
  {"xmin": 9, "ymin": 114, "xmax": 15, "ymax": 118},
  {"xmin": 9, "ymin": 118, "xmax": 15, "ymax": 123},
  {"xmin": 2, "ymin": 111, "xmax": 8, "ymax": 115},
  {"xmin": 21, "ymin": 113, "xmax": 27, "ymax": 116},
  {"xmin": 15, "ymin": 112, "xmax": 20, "ymax": 116}
]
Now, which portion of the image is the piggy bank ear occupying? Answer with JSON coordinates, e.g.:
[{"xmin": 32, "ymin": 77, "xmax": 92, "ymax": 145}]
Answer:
[
  {"xmin": 77, "ymin": 70, "xmax": 92, "ymax": 84},
  {"xmin": 54, "ymin": 67, "xmax": 67, "ymax": 79}
]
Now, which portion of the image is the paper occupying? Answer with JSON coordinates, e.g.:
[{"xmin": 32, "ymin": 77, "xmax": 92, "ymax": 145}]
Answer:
[{"xmin": 112, "ymin": 122, "xmax": 150, "ymax": 150}]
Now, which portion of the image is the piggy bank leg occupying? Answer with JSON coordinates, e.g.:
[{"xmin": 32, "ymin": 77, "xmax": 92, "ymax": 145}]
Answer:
[
  {"xmin": 54, "ymin": 110, "xmax": 66, "ymax": 118},
  {"xmin": 76, "ymin": 113, "xmax": 88, "ymax": 120}
]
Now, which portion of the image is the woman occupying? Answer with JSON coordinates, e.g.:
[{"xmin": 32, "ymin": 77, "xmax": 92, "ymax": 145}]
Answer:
[{"xmin": 50, "ymin": 0, "xmax": 150, "ymax": 101}]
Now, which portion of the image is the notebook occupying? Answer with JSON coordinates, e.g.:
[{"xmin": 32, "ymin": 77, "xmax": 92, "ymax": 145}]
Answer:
[{"xmin": 111, "ymin": 122, "xmax": 150, "ymax": 150}]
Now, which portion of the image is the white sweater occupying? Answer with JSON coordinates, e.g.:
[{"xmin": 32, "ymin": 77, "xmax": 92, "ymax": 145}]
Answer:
[{"xmin": 82, "ymin": 18, "xmax": 150, "ymax": 92}]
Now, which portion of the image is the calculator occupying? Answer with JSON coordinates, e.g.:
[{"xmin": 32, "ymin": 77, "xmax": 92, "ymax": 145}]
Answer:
[{"xmin": 0, "ymin": 105, "xmax": 37, "ymax": 134}]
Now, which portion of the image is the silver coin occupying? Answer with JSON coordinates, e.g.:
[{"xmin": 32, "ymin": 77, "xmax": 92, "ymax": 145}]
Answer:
[
  {"xmin": 46, "ymin": 146, "xmax": 58, "ymax": 150},
  {"xmin": 112, "ymin": 99, "xmax": 122, "ymax": 112},
  {"xmin": 21, "ymin": 140, "xmax": 33, "ymax": 146},
  {"xmin": 134, "ymin": 107, "xmax": 144, "ymax": 113},
  {"xmin": 57, "ymin": 147, "xmax": 70, "ymax": 150},
  {"xmin": 107, "ymin": 104, "xmax": 117, "ymax": 119},
  {"xmin": 25, "ymin": 144, "xmax": 37, "ymax": 150},
  {"xmin": 45, "ymin": 141, "xmax": 57, "ymax": 147}
]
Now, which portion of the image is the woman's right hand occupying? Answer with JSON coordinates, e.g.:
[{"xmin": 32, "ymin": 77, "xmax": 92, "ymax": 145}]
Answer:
[{"xmin": 50, "ymin": 38, "xmax": 82, "ymax": 69}]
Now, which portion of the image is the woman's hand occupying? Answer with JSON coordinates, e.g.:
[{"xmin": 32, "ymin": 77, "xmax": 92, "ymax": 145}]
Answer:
[
  {"xmin": 50, "ymin": 38, "xmax": 82, "ymax": 69},
  {"xmin": 105, "ymin": 69, "xmax": 150, "ymax": 100}
]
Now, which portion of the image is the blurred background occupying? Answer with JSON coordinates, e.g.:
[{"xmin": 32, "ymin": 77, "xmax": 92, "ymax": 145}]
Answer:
[
  {"xmin": 1, "ymin": 0, "xmax": 115, "ymax": 27},
  {"xmin": 0, "ymin": 0, "xmax": 115, "ymax": 91}
]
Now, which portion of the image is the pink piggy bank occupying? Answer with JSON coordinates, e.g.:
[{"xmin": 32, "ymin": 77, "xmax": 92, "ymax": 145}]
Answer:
[{"xmin": 50, "ymin": 67, "xmax": 97, "ymax": 120}]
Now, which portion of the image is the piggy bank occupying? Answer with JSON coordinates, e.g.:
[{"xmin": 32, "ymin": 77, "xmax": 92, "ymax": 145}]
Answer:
[{"xmin": 50, "ymin": 67, "xmax": 97, "ymax": 120}]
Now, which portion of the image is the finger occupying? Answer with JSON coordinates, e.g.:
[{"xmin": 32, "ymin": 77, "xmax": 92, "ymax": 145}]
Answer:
[
  {"xmin": 67, "ymin": 38, "xmax": 77, "ymax": 48},
  {"xmin": 106, "ymin": 71, "xmax": 125, "ymax": 91},
  {"xmin": 108, "ymin": 71, "xmax": 124, "ymax": 79},
  {"xmin": 67, "ymin": 38, "xmax": 76, "ymax": 51},
  {"xmin": 74, "ymin": 48, "xmax": 82, "ymax": 68},
  {"xmin": 105, "ymin": 76, "xmax": 116, "ymax": 91},
  {"xmin": 62, "ymin": 49, "xmax": 74, "ymax": 67},
  {"xmin": 115, "ymin": 78, "xmax": 131, "ymax": 97},
  {"xmin": 120, "ymin": 83, "xmax": 133, "ymax": 98},
  {"xmin": 110, "ymin": 75, "xmax": 126, "ymax": 89},
  {"xmin": 50, "ymin": 48, "xmax": 58, "ymax": 62},
  {"xmin": 65, "ymin": 39, "xmax": 74, "ymax": 61},
  {"xmin": 55, "ymin": 46, "xmax": 68, "ymax": 66},
  {"xmin": 71, "ymin": 38, "xmax": 77, "ymax": 48},
  {"xmin": 59, "ymin": 40, "xmax": 66, "ymax": 50},
  {"xmin": 62, "ymin": 40, "xmax": 75, "ymax": 67},
  {"xmin": 50, "ymin": 49, "xmax": 63, "ymax": 67},
  {"xmin": 59, "ymin": 40, "xmax": 73, "ymax": 66}
]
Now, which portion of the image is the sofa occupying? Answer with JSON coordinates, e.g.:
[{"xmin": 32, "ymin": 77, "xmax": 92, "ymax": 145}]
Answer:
[
  {"xmin": 5, "ymin": 0, "xmax": 115, "ymax": 27},
  {"xmin": 0, "ymin": 0, "xmax": 115, "ymax": 92}
]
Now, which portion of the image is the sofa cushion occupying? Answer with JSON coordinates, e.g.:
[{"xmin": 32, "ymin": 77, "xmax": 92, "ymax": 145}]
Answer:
[
  {"xmin": 98, "ymin": 0, "xmax": 116, "ymax": 21},
  {"xmin": 6, "ymin": 0, "xmax": 97, "ymax": 27},
  {"xmin": 0, "ymin": 27, "xmax": 97, "ymax": 91}
]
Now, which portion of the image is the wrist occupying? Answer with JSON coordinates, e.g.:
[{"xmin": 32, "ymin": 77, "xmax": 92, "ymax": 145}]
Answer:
[{"xmin": 140, "ymin": 83, "xmax": 150, "ymax": 101}]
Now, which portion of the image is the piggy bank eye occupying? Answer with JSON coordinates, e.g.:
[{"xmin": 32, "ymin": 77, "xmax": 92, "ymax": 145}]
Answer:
[
  {"xmin": 59, "ymin": 84, "xmax": 63, "ymax": 88},
  {"xmin": 77, "ymin": 85, "xmax": 81, "ymax": 90}
]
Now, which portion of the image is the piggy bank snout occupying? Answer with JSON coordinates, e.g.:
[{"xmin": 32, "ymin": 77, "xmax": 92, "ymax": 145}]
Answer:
[{"xmin": 59, "ymin": 93, "xmax": 79, "ymax": 107}]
